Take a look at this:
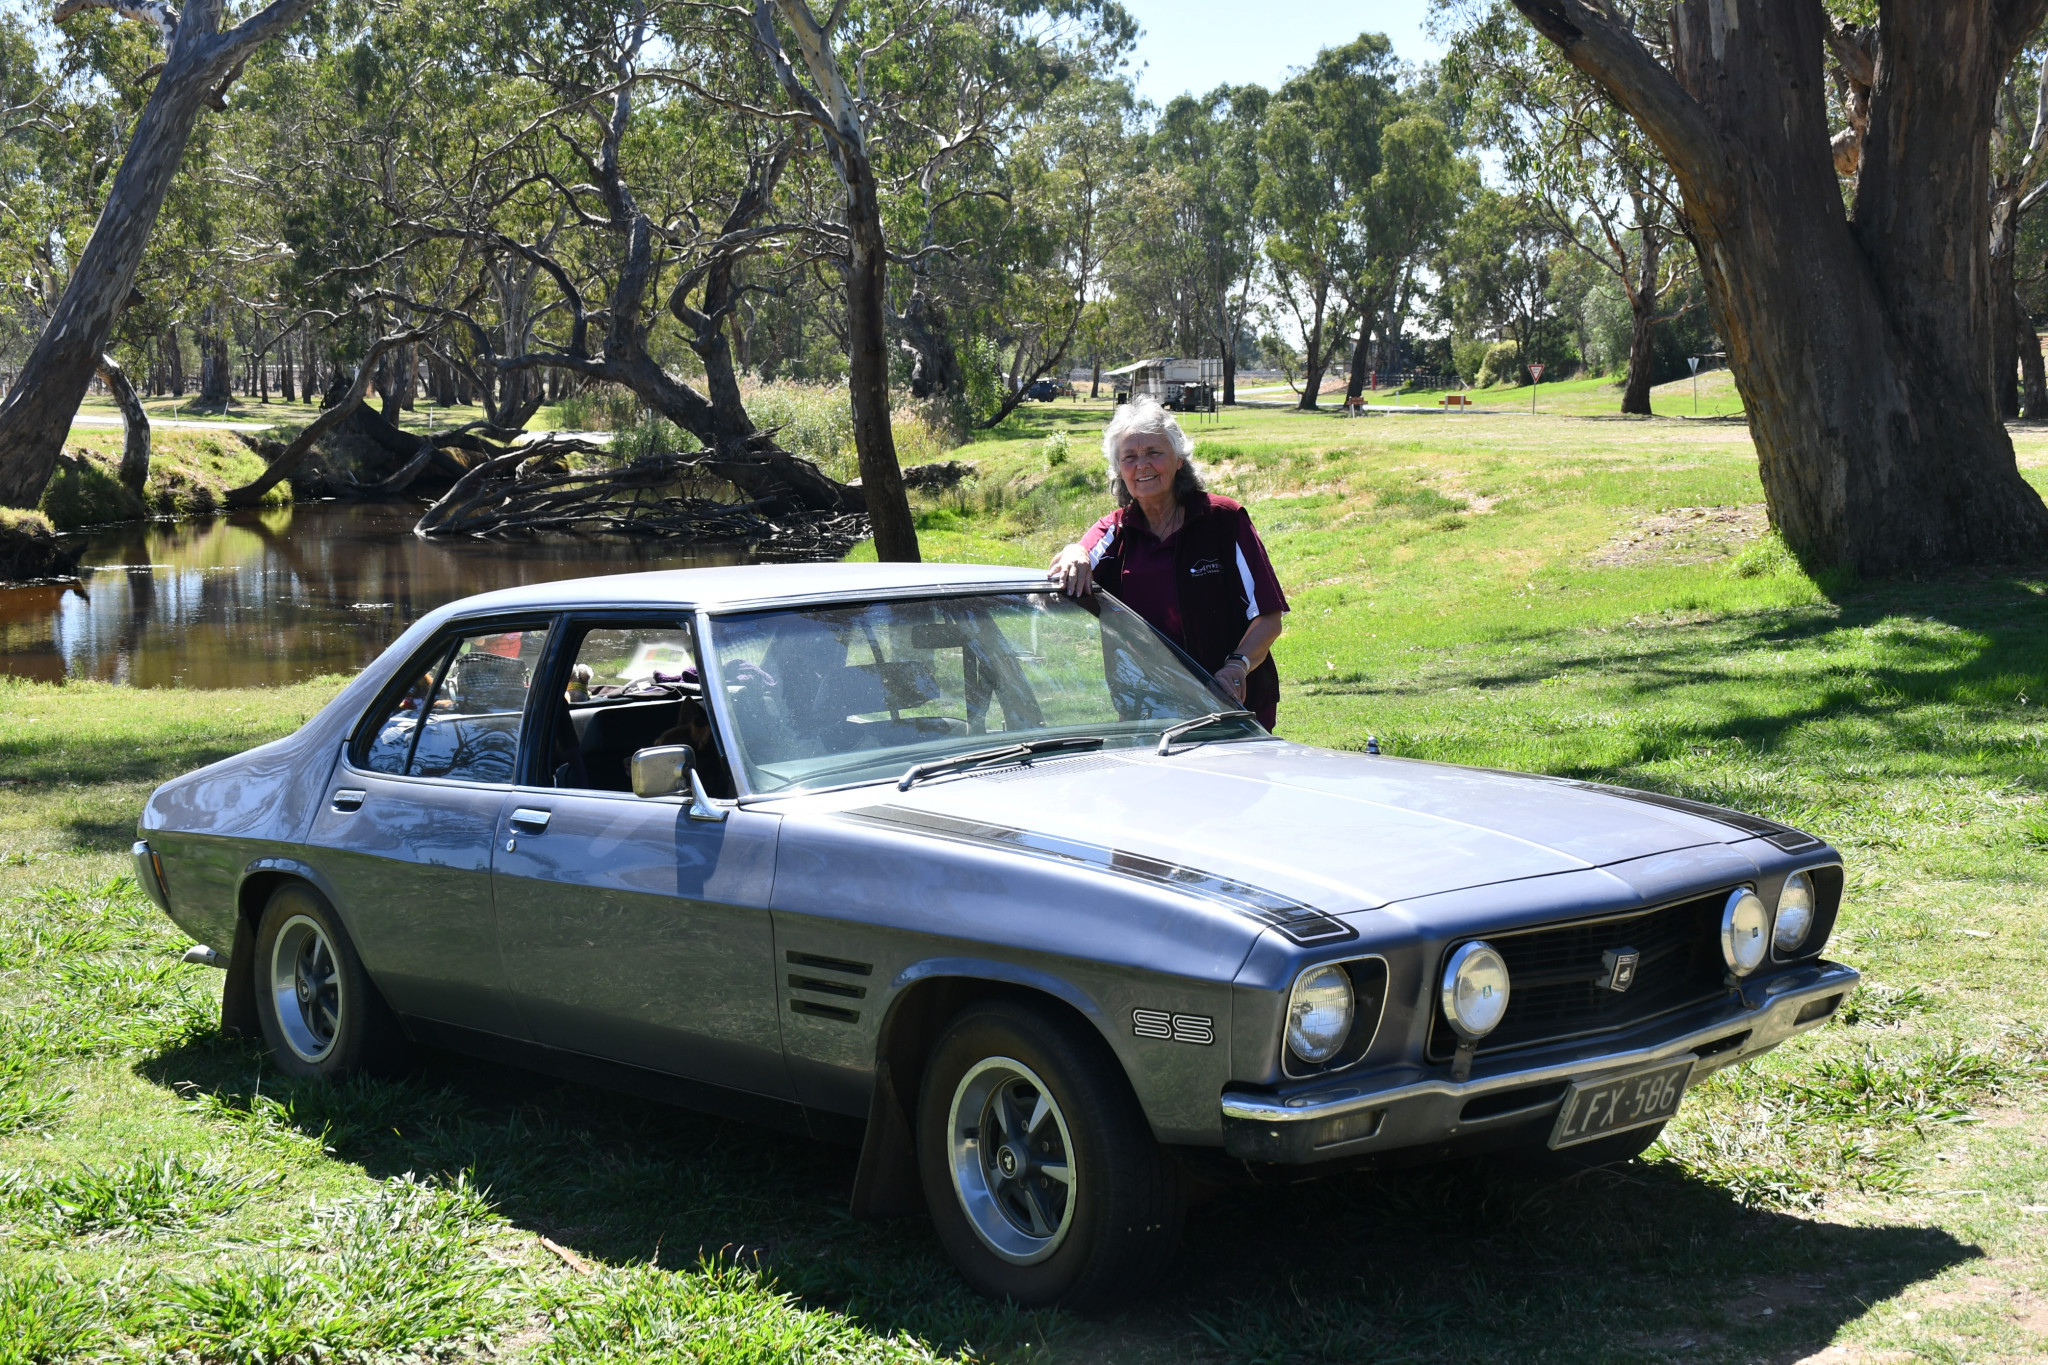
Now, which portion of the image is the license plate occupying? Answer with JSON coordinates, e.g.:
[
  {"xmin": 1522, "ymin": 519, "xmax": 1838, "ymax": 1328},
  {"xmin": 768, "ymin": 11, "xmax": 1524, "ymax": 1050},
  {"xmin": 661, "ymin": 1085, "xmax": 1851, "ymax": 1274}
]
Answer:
[{"xmin": 1547, "ymin": 1056, "xmax": 1696, "ymax": 1149}]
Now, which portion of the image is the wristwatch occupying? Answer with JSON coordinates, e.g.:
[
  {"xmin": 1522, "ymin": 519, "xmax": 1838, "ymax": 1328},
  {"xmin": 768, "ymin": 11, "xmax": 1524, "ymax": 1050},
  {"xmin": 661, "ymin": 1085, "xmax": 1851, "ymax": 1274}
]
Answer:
[{"xmin": 1224, "ymin": 652, "xmax": 1251, "ymax": 669}]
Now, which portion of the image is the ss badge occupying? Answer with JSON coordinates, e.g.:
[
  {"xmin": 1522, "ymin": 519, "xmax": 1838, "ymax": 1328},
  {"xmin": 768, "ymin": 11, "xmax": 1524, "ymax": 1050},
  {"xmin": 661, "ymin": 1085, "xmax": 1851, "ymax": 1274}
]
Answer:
[{"xmin": 1133, "ymin": 1009, "xmax": 1214, "ymax": 1045}]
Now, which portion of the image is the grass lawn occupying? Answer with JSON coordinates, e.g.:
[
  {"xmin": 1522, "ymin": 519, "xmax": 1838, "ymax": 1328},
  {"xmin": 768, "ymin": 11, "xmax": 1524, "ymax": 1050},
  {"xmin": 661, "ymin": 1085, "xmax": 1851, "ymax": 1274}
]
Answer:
[{"xmin": 5, "ymin": 404, "xmax": 2048, "ymax": 1361}]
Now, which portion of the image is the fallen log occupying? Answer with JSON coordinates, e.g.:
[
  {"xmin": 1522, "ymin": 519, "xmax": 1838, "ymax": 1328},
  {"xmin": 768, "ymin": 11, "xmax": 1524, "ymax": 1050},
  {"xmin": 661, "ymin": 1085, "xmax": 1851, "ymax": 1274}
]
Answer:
[{"xmin": 413, "ymin": 445, "xmax": 865, "ymax": 557}]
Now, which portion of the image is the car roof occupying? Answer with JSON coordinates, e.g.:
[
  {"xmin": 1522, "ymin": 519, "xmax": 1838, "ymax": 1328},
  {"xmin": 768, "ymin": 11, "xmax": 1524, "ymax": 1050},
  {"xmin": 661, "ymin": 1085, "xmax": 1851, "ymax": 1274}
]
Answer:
[{"xmin": 441, "ymin": 561, "xmax": 1053, "ymax": 617}]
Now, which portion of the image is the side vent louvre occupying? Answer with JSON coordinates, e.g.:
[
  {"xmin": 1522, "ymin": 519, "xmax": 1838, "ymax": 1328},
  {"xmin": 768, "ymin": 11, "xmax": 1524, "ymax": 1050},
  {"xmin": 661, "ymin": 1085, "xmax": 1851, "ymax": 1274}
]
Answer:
[
  {"xmin": 789, "ymin": 974, "xmax": 867, "ymax": 1000},
  {"xmin": 791, "ymin": 999, "xmax": 860, "ymax": 1023},
  {"xmin": 785, "ymin": 950, "xmax": 873, "ymax": 976}
]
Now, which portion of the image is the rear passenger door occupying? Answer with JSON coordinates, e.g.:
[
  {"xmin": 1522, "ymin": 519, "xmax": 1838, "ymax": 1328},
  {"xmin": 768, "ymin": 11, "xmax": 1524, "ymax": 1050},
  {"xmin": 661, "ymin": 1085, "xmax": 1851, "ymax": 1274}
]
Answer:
[
  {"xmin": 308, "ymin": 620, "xmax": 552, "ymax": 1039},
  {"xmin": 490, "ymin": 617, "xmax": 794, "ymax": 1100}
]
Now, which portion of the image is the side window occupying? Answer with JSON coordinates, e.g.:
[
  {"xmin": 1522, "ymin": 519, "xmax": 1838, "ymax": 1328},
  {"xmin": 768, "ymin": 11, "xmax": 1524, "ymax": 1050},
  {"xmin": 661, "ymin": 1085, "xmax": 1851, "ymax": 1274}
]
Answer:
[
  {"xmin": 357, "ymin": 626, "xmax": 550, "ymax": 783},
  {"xmin": 548, "ymin": 623, "xmax": 727, "ymax": 794}
]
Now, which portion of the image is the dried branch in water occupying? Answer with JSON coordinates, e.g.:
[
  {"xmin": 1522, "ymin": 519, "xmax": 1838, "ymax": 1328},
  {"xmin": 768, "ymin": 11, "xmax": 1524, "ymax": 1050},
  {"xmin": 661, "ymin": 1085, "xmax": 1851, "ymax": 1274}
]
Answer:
[{"xmin": 413, "ymin": 445, "xmax": 865, "ymax": 557}]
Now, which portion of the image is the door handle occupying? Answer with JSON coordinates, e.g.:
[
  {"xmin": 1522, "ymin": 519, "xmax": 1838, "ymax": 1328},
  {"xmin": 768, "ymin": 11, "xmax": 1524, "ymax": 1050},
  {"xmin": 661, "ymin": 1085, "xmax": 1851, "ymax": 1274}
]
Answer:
[
  {"xmin": 332, "ymin": 789, "xmax": 365, "ymax": 812},
  {"xmin": 509, "ymin": 807, "xmax": 552, "ymax": 833}
]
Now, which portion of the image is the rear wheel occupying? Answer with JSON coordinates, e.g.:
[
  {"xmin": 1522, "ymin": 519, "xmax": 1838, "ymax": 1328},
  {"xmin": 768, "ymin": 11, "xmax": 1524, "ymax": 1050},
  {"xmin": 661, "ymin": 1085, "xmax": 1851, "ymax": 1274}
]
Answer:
[
  {"xmin": 252, "ymin": 883, "xmax": 406, "ymax": 1080},
  {"xmin": 916, "ymin": 999, "xmax": 1183, "ymax": 1309}
]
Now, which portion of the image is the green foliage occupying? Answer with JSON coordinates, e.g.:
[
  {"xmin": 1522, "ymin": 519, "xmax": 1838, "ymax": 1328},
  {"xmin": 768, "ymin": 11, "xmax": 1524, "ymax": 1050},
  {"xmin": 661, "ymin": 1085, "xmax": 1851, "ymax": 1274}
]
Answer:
[
  {"xmin": 1733, "ymin": 529, "xmax": 1799, "ymax": 578},
  {"xmin": 541, "ymin": 1258, "xmax": 942, "ymax": 1365},
  {"xmin": 1474, "ymin": 339, "xmax": 1522, "ymax": 387},
  {"xmin": 1450, "ymin": 338, "xmax": 1492, "ymax": 385},
  {"xmin": 155, "ymin": 1176, "xmax": 511, "ymax": 1362},
  {"xmin": 0, "ymin": 1267, "xmax": 110, "ymax": 1365},
  {"xmin": 1042, "ymin": 429, "xmax": 1070, "ymax": 467},
  {"xmin": 2, "ymin": 1153, "xmax": 261, "ymax": 1241},
  {"xmin": 746, "ymin": 381, "xmax": 858, "ymax": 479}
]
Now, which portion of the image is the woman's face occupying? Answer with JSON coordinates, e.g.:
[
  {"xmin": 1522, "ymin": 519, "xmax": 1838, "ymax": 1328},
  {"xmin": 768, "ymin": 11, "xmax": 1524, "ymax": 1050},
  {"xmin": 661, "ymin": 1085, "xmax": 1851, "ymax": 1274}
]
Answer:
[{"xmin": 1116, "ymin": 430, "xmax": 1181, "ymax": 501}]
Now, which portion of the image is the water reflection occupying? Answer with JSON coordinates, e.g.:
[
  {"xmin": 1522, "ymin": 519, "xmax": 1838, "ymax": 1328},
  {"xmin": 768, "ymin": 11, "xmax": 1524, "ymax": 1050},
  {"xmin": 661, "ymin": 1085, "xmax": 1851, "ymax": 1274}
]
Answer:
[{"xmin": 1, "ymin": 503, "xmax": 749, "ymax": 689}]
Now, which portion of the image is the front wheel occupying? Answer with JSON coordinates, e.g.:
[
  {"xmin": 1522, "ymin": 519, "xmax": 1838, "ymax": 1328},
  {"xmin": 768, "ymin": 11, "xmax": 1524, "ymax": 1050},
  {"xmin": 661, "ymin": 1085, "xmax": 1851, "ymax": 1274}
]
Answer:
[
  {"xmin": 916, "ymin": 1000, "xmax": 1183, "ymax": 1309},
  {"xmin": 251, "ymin": 883, "xmax": 406, "ymax": 1080}
]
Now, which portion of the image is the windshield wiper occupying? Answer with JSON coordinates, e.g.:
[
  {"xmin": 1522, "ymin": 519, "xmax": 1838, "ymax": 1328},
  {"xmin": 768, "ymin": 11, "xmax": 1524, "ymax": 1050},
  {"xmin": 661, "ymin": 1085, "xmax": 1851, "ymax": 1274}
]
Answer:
[
  {"xmin": 897, "ymin": 735, "xmax": 1106, "ymax": 791},
  {"xmin": 1156, "ymin": 710, "xmax": 1256, "ymax": 756}
]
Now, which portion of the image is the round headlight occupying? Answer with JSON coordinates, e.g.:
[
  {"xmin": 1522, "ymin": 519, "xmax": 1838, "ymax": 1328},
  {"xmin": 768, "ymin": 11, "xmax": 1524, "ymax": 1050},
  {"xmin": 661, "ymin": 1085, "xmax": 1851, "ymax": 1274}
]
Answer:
[
  {"xmin": 1720, "ymin": 887, "xmax": 1770, "ymax": 975},
  {"xmin": 1286, "ymin": 963, "xmax": 1355, "ymax": 1064},
  {"xmin": 1440, "ymin": 941, "xmax": 1511, "ymax": 1040},
  {"xmin": 1774, "ymin": 871, "xmax": 1816, "ymax": 954}
]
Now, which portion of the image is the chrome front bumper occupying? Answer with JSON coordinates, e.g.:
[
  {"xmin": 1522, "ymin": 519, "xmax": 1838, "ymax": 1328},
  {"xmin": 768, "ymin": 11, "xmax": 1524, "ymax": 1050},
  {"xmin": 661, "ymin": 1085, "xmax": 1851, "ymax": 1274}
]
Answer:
[{"xmin": 1219, "ymin": 959, "xmax": 1860, "ymax": 1164}]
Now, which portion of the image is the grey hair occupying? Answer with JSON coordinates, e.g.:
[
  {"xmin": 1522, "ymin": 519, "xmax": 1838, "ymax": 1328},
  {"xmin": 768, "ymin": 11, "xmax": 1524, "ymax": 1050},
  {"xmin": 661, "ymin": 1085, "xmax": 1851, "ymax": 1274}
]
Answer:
[{"xmin": 1102, "ymin": 395, "xmax": 1204, "ymax": 509}]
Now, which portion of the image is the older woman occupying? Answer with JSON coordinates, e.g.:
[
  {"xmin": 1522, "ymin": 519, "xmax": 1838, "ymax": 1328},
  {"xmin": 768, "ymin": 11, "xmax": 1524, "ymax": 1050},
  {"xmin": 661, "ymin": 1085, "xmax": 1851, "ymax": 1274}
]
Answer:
[{"xmin": 1050, "ymin": 396, "xmax": 1288, "ymax": 729}]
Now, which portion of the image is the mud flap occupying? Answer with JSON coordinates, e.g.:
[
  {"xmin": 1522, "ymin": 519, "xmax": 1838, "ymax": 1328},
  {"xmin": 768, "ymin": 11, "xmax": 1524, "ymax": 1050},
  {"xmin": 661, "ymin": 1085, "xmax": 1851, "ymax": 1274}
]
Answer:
[
  {"xmin": 849, "ymin": 1059, "xmax": 926, "ymax": 1219},
  {"xmin": 220, "ymin": 911, "xmax": 260, "ymax": 1040}
]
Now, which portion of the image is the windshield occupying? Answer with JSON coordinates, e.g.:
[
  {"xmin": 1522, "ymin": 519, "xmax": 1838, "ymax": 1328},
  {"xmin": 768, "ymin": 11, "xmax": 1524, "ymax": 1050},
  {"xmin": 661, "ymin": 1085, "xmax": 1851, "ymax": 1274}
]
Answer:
[{"xmin": 707, "ymin": 591, "xmax": 1264, "ymax": 793}]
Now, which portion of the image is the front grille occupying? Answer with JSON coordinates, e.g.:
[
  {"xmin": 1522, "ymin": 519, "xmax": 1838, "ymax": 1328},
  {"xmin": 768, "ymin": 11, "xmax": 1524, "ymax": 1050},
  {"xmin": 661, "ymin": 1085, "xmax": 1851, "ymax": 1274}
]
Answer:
[{"xmin": 1429, "ymin": 890, "xmax": 1736, "ymax": 1060}]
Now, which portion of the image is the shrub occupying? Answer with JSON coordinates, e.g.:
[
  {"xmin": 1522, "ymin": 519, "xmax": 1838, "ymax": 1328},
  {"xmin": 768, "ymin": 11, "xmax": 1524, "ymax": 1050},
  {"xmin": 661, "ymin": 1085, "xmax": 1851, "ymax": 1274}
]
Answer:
[
  {"xmin": 1042, "ymin": 429, "xmax": 1070, "ymax": 467},
  {"xmin": 37, "ymin": 451, "xmax": 143, "ymax": 528},
  {"xmin": 891, "ymin": 408, "xmax": 952, "ymax": 468},
  {"xmin": 0, "ymin": 508, "xmax": 82, "ymax": 583},
  {"xmin": 1450, "ymin": 338, "xmax": 1492, "ymax": 387},
  {"xmin": 1475, "ymin": 340, "xmax": 1524, "ymax": 388},
  {"xmin": 742, "ymin": 379, "xmax": 857, "ymax": 479}
]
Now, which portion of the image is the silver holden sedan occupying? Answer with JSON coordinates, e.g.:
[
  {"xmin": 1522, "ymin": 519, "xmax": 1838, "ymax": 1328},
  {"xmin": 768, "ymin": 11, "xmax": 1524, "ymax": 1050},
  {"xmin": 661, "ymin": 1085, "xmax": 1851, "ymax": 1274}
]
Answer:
[{"xmin": 133, "ymin": 563, "xmax": 1858, "ymax": 1307}]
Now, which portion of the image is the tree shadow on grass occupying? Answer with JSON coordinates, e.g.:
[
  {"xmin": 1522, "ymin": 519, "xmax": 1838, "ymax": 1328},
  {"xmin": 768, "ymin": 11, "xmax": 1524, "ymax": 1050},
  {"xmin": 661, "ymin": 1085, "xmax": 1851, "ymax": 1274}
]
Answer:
[
  {"xmin": 137, "ymin": 1034, "xmax": 1975, "ymax": 1363},
  {"xmin": 1315, "ymin": 572, "xmax": 2048, "ymax": 789}
]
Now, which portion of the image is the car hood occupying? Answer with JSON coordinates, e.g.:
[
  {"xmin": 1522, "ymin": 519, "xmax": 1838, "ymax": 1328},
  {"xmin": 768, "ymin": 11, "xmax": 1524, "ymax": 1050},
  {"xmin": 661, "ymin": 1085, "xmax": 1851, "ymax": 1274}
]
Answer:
[{"xmin": 782, "ymin": 740, "xmax": 1779, "ymax": 913}]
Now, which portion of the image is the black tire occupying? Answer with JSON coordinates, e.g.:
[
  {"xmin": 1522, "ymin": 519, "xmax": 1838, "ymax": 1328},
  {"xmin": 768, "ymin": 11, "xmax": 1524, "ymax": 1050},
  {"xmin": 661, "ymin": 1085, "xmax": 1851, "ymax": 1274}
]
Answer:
[
  {"xmin": 251, "ymin": 882, "xmax": 407, "ymax": 1080},
  {"xmin": 1521, "ymin": 1120, "xmax": 1667, "ymax": 1176},
  {"xmin": 916, "ymin": 999, "xmax": 1183, "ymax": 1309}
]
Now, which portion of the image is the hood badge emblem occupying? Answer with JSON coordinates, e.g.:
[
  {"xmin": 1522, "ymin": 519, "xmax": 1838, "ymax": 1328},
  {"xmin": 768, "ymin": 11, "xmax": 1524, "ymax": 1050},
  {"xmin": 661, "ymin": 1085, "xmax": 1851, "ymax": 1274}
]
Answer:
[{"xmin": 1601, "ymin": 948, "xmax": 1641, "ymax": 993}]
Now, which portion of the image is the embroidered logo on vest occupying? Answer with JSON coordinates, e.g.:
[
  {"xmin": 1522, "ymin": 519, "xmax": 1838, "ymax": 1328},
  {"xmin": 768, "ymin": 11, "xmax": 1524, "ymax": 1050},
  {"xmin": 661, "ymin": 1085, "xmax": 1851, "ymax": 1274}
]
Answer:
[{"xmin": 1188, "ymin": 557, "xmax": 1223, "ymax": 577}]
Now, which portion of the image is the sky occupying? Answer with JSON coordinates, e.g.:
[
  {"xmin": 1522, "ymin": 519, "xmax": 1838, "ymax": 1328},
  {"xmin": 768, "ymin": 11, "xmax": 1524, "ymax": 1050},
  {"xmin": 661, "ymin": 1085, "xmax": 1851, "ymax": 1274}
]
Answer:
[{"xmin": 1115, "ymin": 0, "xmax": 1447, "ymax": 108}]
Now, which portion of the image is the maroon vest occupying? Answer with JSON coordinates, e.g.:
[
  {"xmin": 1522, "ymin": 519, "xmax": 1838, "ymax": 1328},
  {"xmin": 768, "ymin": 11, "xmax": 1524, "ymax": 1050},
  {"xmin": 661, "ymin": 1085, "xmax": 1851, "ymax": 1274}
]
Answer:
[{"xmin": 1090, "ymin": 493, "xmax": 1279, "ymax": 719}]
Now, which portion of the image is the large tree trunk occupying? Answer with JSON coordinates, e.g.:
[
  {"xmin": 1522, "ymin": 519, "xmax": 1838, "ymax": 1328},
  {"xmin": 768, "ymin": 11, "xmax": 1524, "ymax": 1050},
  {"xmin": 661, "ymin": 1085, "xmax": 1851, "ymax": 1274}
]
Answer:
[
  {"xmin": 1344, "ymin": 325, "xmax": 1372, "ymax": 402},
  {"xmin": 1621, "ymin": 305, "xmax": 1658, "ymax": 416},
  {"xmin": 845, "ymin": 169, "xmax": 918, "ymax": 560},
  {"xmin": 99, "ymin": 354, "xmax": 151, "ymax": 495},
  {"xmin": 1513, "ymin": 0, "xmax": 2048, "ymax": 572},
  {"xmin": 1295, "ymin": 284, "xmax": 1330, "ymax": 411},
  {"xmin": 2020, "ymin": 305, "xmax": 2048, "ymax": 418},
  {"xmin": 897, "ymin": 285, "xmax": 962, "ymax": 400},
  {"xmin": 1221, "ymin": 351, "xmax": 1235, "ymax": 405},
  {"xmin": 1992, "ymin": 196, "xmax": 2023, "ymax": 418},
  {"xmin": 199, "ymin": 312, "xmax": 232, "ymax": 408}
]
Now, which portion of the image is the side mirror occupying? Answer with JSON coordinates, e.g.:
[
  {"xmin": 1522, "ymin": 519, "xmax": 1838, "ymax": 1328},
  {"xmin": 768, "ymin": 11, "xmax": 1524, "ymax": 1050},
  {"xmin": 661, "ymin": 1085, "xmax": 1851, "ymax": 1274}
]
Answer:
[
  {"xmin": 630, "ymin": 744, "xmax": 694, "ymax": 798},
  {"xmin": 628, "ymin": 744, "xmax": 731, "ymax": 823}
]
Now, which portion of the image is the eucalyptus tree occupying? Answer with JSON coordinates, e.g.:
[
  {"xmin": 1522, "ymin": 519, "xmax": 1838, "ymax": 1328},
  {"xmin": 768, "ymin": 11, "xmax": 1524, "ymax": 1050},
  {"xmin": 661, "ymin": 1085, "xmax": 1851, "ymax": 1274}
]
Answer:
[
  {"xmin": 1436, "ymin": 187, "xmax": 1567, "ymax": 376},
  {"xmin": 1338, "ymin": 110, "xmax": 1471, "ymax": 401},
  {"xmin": 971, "ymin": 75, "xmax": 1138, "ymax": 427},
  {"xmin": 1497, "ymin": 0, "xmax": 2048, "ymax": 571},
  {"xmin": 1149, "ymin": 84, "xmax": 1267, "ymax": 402},
  {"xmin": 0, "ymin": 0, "xmax": 321, "ymax": 508},
  {"xmin": 1257, "ymin": 36, "xmax": 1403, "ymax": 409},
  {"xmin": 1448, "ymin": 3, "xmax": 1686, "ymax": 413}
]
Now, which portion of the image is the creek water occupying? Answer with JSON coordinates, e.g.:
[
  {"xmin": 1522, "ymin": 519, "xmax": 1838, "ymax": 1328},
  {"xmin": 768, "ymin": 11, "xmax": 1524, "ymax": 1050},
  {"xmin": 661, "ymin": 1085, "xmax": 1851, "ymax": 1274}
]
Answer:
[{"xmin": 1, "ymin": 502, "xmax": 749, "ymax": 688}]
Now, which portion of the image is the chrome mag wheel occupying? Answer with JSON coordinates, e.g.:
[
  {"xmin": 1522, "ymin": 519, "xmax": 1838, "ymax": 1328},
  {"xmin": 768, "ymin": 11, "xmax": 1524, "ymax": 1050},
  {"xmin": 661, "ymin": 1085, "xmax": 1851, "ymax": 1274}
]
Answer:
[
  {"xmin": 268, "ymin": 913, "xmax": 343, "ymax": 1063},
  {"xmin": 947, "ymin": 1056, "xmax": 1077, "ymax": 1264}
]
